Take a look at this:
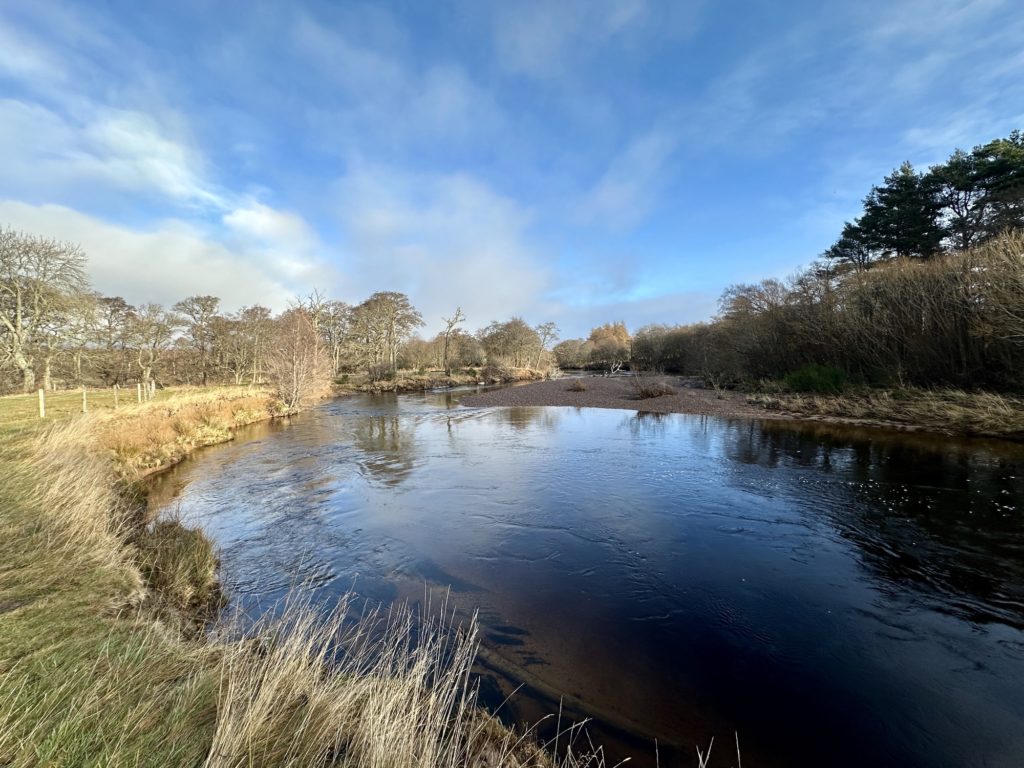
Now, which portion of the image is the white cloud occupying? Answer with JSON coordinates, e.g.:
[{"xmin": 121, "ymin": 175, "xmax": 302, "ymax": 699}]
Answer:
[
  {"xmin": 0, "ymin": 200, "xmax": 326, "ymax": 312},
  {"xmin": 575, "ymin": 129, "xmax": 678, "ymax": 230},
  {"xmin": 0, "ymin": 98, "xmax": 223, "ymax": 210},
  {"xmin": 491, "ymin": 0, "xmax": 701, "ymax": 81},
  {"xmin": 331, "ymin": 164, "xmax": 552, "ymax": 334},
  {"xmin": 292, "ymin": 13, "xmax": 502, "ymax": 146}
]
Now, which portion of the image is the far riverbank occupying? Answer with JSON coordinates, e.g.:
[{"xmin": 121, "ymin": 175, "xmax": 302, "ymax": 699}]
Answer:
[{"xmin": 462, "ymin": 375, "xmax": 1024, "ymax": 440}]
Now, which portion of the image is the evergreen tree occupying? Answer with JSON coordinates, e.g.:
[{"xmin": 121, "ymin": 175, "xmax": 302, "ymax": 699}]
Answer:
[{"xmin": 859, "ymin": 162, "xmax": 944, "ymax": 259}]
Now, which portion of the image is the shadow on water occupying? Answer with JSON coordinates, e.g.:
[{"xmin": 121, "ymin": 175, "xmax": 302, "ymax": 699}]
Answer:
[{"xmin": 148, "ymin": 391, "xmax": 1024, "ymax": 768}]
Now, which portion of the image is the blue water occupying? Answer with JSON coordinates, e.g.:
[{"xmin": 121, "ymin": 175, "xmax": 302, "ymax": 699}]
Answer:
[{"xmin": 149, "ymin": 391, "xmax": 1024, "ymax": 767}]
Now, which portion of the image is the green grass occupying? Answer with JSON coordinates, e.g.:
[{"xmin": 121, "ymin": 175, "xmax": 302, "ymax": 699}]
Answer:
[{"xmin": 0, "ymin": 387, "xmax": 176, "ymax": 436}]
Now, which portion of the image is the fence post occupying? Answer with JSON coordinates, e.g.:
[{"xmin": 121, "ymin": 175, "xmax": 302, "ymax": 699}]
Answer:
[
  {"xmin": 38, "ymin": 388, "xmax": 45, "ymax": 419},
  {"xmin": 137, "ymin": 383, "xmax": 142, "ymax": 404},
  {"xmin": 114, "ymin": 384, "xmax": 119, "ymax": 409},
  {"xmin": 82, "ymin": 386, "xmax": 88, "ymax": 414}
]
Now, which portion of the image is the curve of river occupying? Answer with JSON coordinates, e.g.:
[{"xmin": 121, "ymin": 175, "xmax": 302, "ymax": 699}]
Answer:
[{"xmin": 148, "ymin": 389, "xmax": 1024, "ymax": 768}]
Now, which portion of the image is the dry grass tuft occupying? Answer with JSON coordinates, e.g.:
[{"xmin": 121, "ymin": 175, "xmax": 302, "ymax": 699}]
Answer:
[{"xmin": 632, "ymin": 376, "xmax": 677, "ymax": 400}]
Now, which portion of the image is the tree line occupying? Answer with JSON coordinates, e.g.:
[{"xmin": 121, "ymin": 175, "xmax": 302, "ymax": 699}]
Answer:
[
  {"xmin": 4, "ymin": 132, "xmax": 1021, "ymax": 396},
  {"xmin": 0, "ymin": 226, "xmax": 564, "ymax": 396}
]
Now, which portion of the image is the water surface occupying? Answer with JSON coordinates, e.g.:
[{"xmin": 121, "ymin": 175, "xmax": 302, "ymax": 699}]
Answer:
[{"xmin": 149, "ymin": 391, "xmax": 1024, "ymax": 767}]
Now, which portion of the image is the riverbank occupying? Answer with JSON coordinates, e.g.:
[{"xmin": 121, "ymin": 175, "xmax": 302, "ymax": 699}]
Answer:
[
  {"xmin": 462, "ymin": 376, "xmax": 1024, "ymax": 440},
  {"xmin": 462, "ymin": 375, "xmax": 775, "ymax": 420},
  {"xmin": 748, "ymin": 387, "xmax": 1024, "ymax": 441},
  {"xmin": 0, "ymin": 387, "xmax": 599, "ymax": 767},
  {"xmin": 348, "ymin": 367, "xmax": 547, "ymax": 394}
]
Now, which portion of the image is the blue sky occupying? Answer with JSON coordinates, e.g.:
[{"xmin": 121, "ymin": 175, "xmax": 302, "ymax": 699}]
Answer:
[{"xmin": 1, "ymin": 0, "xmax": 1022, "ymax": 337}]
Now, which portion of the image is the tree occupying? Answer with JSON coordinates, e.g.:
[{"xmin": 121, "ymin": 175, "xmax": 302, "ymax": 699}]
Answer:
[
  {"xmin": 927, "ymin": 149, "xmax": 987, "ymax": 251},
  {"xmin": 824, "ymin": 222, "xmax": 876, "ymax": 271},
  {"xmin": 350, "ymin": 292, "xmax": 423, "ymax": 373},
  {"xmin": 92, "ymin": 296, "xmax": 136, "ymax": 385},
  {"xmin": 859, "ymin": 162, "xmax": 944, "ymax": 259},
  {"xmin": 479, "ymin": 317, "xmax": 541, "ymax": 368},
  {"xmin": 129, "ymin": 303, "xmax": 177, "ymax": 385},
  {"xmin": 971, "ymin": 130, "xmax": 1024, "ymax": 241},
  {"xmin": 441, "ymin": 306, "xmax": 466, "ymax": 376},
  {"xmin": 319, "ymin": 300, "xmax": 351, "ymax": 374},
  {"xmin": 172, "ymin": 295, "xmax": 221, "ymax": 385},
  {"xmin": 533, "ymin": 321, "xmax": 559, "ymax": 369},
  {"xmin": 266, "ymin": 309, "xmax": 333, "ymax": 410},
  {"xmin": 586, "ymin": 322, "xmax": 631, "ymax": 372},
  {"xmin": 552, "ymin": 338, "xmax": 587, "ymax": 369},
  {"xmin": 0, "ymin": 228, "xmax": 89, "ymax": 391}
]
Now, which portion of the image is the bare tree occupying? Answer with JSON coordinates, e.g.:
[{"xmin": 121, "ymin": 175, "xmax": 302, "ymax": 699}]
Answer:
[
  {"xmin": 173, "ymin": 295, "xmax": 221, "ymax": 386},
  {"xmin": 130, "ymin": 303, "xmax": 178, "ymax": 385},
  {"xmin": 350, "ymin": 292, "xmax": 424, "ymax": 373},
  {"xmin": 266, "ymin": 309, "xmax": 333, "ymax": 411},
  {"xmin": 533, "ymin": 321, "xmax": 559, "ymax": 369},
  {"xmin": 441, "ymin": 306, "xmax": 465, "ymax": 375},
  {"xmin": 0, "ymin": 227, "xmax": 89, "ymax": 391}
]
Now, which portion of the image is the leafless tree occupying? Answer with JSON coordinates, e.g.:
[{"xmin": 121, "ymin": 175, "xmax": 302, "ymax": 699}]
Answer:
[
  {"xmin": 0, "ymin": 227, "xmax": 89, "ymax": 391},
  {"xmin": 173, "ymin": 295, "xmax": 221, "ymax": 386},
  {"xmin": 266, "ymin": 309, "xmax": 333, "ymax": 411},
  {"xmin": 441, "ymin": 306, "xmax": 466, "ymax": 375}
]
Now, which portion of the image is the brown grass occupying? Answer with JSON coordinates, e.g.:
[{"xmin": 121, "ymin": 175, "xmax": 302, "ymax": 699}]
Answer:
[
  {"xmin": 748, "ymin": 387, "xmax": 1024, "ymax": 438},
  {"xmin": 632, "ymin": 376, "xmax": 677, "ymax": 400}
]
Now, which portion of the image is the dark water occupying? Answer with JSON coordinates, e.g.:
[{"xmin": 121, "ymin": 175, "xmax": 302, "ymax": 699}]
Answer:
[{"xmin": 148, "ymin": 390, "xmax": 1024, "ymax": 767}]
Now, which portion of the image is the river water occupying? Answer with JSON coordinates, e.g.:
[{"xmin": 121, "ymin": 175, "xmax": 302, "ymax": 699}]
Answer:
[{"xmin": 148, "ymin": 389, "xmax": 1024, "ymax": 767}]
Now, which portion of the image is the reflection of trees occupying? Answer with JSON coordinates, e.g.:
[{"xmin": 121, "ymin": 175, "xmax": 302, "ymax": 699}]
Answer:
[
  {"xmin": 623, "ymin": 410, "xmax": 670, "ymax": 438},
  {"xmin": 349, "ymin": 414, "xmax": 417, "ymax": 486},
  {"xmin": 494, "ymin": 406, "xmax": 562, "ymax": 431},
  {"xmin": 724, "ymin": 422, "xmax": 1024, "ymax": 628}
]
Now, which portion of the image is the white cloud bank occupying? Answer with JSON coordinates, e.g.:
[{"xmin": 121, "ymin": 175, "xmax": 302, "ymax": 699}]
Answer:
[{"xmin": 0, "ymin": 201, "xmax": 325, "ymax": 312}]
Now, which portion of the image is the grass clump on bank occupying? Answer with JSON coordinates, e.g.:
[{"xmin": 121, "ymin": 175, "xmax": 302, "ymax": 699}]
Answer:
[
  {"xmin": 748, "ymin": 387, "xmax": 1024, "ymax": 439},
  {"xmin": 0, "ymin": 389, "xmax": 609, "ymax": 767}
]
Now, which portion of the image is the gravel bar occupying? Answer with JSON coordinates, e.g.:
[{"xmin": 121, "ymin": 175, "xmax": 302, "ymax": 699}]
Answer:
[{"xmin": 461, "ymin": 375, "xmax": 780, "ymax": 420}]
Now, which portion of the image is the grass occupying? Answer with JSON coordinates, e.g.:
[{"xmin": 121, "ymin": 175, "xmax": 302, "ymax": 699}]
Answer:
[
  {"xmin": 0, "ymin": 389, "xmax": 613, "ymax": 767},
  {"xmin": 749, "ymin": 387, "xmax": 1024, "ymax": 439}
]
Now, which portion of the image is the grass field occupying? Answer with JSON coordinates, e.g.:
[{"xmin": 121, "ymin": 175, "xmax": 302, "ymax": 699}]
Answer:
[{"xmin": 0, "ymin": 386, "xmax": 227, "ymax": 436}]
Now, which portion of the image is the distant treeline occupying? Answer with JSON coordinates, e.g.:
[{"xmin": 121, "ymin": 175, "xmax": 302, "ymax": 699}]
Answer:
[{"xmin": 0, "ymin": 226, "xmax": 563, "ymax": 394}]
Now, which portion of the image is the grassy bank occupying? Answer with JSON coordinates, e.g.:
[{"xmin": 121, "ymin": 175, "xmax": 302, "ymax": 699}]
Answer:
[
  {"xmin": 0, "ymin": 389, "xmax": 603, "ymax": 767},
  {"xmin": 748, "ymin": 387, "xmax": 1024, "ymax": 440}
]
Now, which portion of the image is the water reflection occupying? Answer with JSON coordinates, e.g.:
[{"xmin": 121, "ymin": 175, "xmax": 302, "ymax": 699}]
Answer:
[{"xmin": 149, "ymin": 393, "xmax": 1024, "ymax": 768}]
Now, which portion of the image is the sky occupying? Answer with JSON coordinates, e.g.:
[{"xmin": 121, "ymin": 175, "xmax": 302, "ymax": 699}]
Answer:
[{"xmin": 1, "ymin": 0, "xmax": 1022, "ymax": 338}]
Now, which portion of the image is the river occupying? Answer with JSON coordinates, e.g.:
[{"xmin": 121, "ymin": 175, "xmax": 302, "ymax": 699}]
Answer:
[{"xmin": 148, "ymin": 389, "xmax": 1024, "ymax": 767}]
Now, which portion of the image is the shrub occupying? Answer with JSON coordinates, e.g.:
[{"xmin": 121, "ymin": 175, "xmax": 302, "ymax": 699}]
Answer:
[
  {"xmin": 632, "ymin": 377, "xmax": 676, "ymax": 399},
  {"xmin": 783, "ymin": 364, "xmax": 847, "ymax": 394}
]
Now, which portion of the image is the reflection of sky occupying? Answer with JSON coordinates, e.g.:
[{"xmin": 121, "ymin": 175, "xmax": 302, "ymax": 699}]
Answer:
[{"xmin": 149, "ymin": 393, "xmax": 1024, "ymax": 768}]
